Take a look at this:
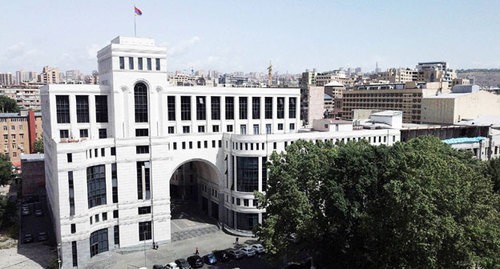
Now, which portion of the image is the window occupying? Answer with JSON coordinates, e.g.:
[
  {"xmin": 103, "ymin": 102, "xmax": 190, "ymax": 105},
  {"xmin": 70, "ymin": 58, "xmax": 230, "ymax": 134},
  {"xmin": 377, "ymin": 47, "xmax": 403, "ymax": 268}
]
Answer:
[
  {"xmin": 76, "ymin": 95, "xmax": 90, "ymax": 123},
  {"xmin": 138, "ymin": 58, "xmax": 143, "ymax": 70},
  {"xmin": 69, "ymin": 171, "xmax": 75, "ymax": 216},
  {"xmin": 2, "ymin": 134, "xmax": 6, "ymax": 140},
  {"xmin": 227, "ymin": 125, "xmax": 233, "ymax": 132},
  {"xmin": 72, "ymin": 241, "xmax": 78, "ymax": 267},
  {"xmin": 80, "ymin": 129, "xmax": 89, "ymax": 138},
  {"xmin": 56, "ymin": 95, "xmax": 70, "ymax": 123},
  {"xmin": 95, "ymin": 96, "xmax": 108, "ymax": 122},
  {"xmin": 147, "ymin": 58, "xmax": 152, "ymax": 70},
  {"xmin": 277, "ymin": 97, "xmax": 285, "ymax": 119},
  {"xmin": 2, "ymin": 126, "xmax": 5, "ymax": 131},
  {"xmin": 278, "ymin": 123, "xmax": 283, "ymax": 130},
  {"xmin": 137, "ymin": 161, "xmax": 151, "ymax": 200},
  {"xmin": 155, "ymin": 58, "xmax": 161, "ymax": 71},
  {"xmin": 102, "ymin": 212, "xmax": 107, "ymax": 221},
  {"xmin": 99, "ymin": 128, "xmax": 107, "ymax": 139},
  {"xmin": 239, "ymin": 97, "xmax": 248, "ymax": 119},
  {"xmin": 119, "ymin": 57, "xmax": 125, "ymax": 69},
  {"xmin": 181, "ymin": 96, "xmax": 191, "ymax": 121},
  {"xmin": 87, "ymin": 165, "xmax": 106, "ymax": 208},
  {"xmin": 211, "ymin": 96, "xmax": 220, "ymax": 120},
  {"xmin": 11, "ymin": 125, "xmax": 14, "ymax": 130},
  {"xmin": 167, "ymin": 96, "xmax": 176, "ymax": 121},
  {"xmin": 262, "ymin": 157, "xmax": 267, "ymax": 190},
  {"xmin": 111, "ymin": 147, "xmax": 116, "ymax": 156},
  {"xmin": 67, "ymin": 153, "xmax": 73, "ymax": 163},
  {"xmin": 136, "ymin": 145, "xmax": 149, "ymax": 154},
  {"xmin": 134, "ymin": 83, "xmax": 148, "ymax": 122},
  {"xmin": 135, "ymin": 128, "xmax": 148, "ymax": 137},
  {"xmin": 236, "ymin": 157, "xmax": 258, "ymax": 192},
  {"xmin": 240, "ymin": 124, "xmax": 247, "ymax": 134},
  {"xmin": 198, "ymin": 126, "xmax": 205, "ymax": 133},
  {"xmin": 128, "ymin": 57, "xmax": 134, "ymax": 69},
  {"xmin": 113, "ymin": 210, "xmax": 119, "ymax": 219},
  {"xmin": 225, "ymin": 97, "xmax": 234, "ymax": 120},
  {"xmin": 112, "ymin": 163, "xmax": 118, "ymax": 203},
  {"xmin": 60, "ymin": 129, "xmax": 69, "ymax": 139},
  {"xmin": 289, "ymin": 97, "xmax": 296, "ymax": 118},
  {"xmin": 290, "ymin": 123, "xmax": 295, "ymax": 130},
  {"xmin": 101, "ymin": 148, "xmax": 105, "ymax": 157},
  {"xmin": 138, "ymin": 206, "xmax": 151, "ymax": 215},
  {"xmin": 139, "ymin": 221, "xmax": 152, "ymax": 241},
  {"xmin": 196, "ymin": 96, "xmax": 206, "ymax": 120},
  {"xmin": 265, "ymin": 97, "xmax": 273, "ymax": 119},
  {"xmin": 252, "ymin": 97, "xmax": 260, "ymax": 119},
  {"xmin": 114, "ymin": 225, "xmax": 120, "ymax": 245},
  {"xmin": 253, "ymin": 124, "xmax": 259, "ymax": 134},
  {"xmin": 183, "ymin": 126, "xmax": 190, "ymax": 133},
  {"xmin": 90, "ymin": 229, "xmax": 109, "ymax": 257},
  {"xmin": 168, "ymin": 126, "xmax": 174, "ymax": 134},
  {"xmin": 212, "ymin": 125, "xmax": 219, "ymax": 132},
  {"xmin": 266, "ymin": 124, "xmax": 272, "ymax": 134}
]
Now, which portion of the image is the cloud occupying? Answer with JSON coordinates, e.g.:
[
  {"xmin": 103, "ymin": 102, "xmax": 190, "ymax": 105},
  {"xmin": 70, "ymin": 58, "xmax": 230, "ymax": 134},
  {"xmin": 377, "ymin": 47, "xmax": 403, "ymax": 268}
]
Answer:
[{"xmin": 167, "ymin": 36, "xmax": 201, "ymax": 56}]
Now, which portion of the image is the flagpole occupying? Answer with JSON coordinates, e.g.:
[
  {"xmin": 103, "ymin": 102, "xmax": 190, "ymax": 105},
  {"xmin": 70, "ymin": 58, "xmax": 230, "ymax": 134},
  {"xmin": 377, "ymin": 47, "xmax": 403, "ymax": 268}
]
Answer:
[{"xmin": 134, "ymin": 14, "xmax": 137, "ymax": 37}]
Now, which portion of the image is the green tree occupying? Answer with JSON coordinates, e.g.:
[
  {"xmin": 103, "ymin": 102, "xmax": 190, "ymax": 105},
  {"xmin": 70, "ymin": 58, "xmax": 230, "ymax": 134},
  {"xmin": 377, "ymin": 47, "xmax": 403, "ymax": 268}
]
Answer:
[
  {"xmin": 0, "ymin": 96, "xmax": 20, "ymax": 113},
  {"xmin": 33, "ymin": 137, "xmax": 44, "ymax": 153},
  {"xmin": 484, "ymin": 157, "xmax": 500, "ymax": 193},
  {"xmin": 257, "ymin": 136, "xmax": 499, "ymax": 269},
  {"xmin": 0, "ymin": 154, "xmax": 13, "ymax": 186}
]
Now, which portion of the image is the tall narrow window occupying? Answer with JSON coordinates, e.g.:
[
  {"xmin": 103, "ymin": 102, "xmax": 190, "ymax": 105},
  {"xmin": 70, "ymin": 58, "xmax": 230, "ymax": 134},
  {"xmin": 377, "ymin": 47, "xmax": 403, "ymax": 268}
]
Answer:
[
  {"xmin": 237, "ymin": 157, "xmax": 259, "ymax": 192},
  {"xmin": 69, "ymin": 171, "xmax": 75, "ymax": 216},
  {"xmin": 225, "ymin": 97, "xmax": 234, "ymax": 120},
  {"xmin": 137, "ymin": 161, "xmax": 151, "ymax": 200},
  {"xmin": 211, "ymin": 96, "xmax": 220, "ymax": 120},
  {"xmin": 76, "ymin": 95, "xmax": 89, "ymax": 123},
  {"xmin": 139, "ymin": 221, "xmax": 152, "ymax": 241},
  {"xmin": 72, "ymin": 241, "xmax": 78, "ymax": 266},
  {"xmin": 239, "ymin": 97, "xmax": 248, "ymax": 119},
  {"xmin": 138, "ymin": 58, "xmax": 143, "ymax": 70},
  {"xmin": 146, "ymin": 58, "xmax": 152, "ymax": 70},
  {"xmin": 155, "ymin": 58, "xmax": 161, "ymax": 71},
  {"xmin": 265, "ymin": 97, "xmax": 273, "ymax": 119},
  {"xmin": 167, "ymin": 96, "xmax": 176, "ymax": 121},
  {"xmin": 134, "ymin": 83, "xmax": 148, "ymax": 122},
  {"xmin": 262, "ymin": 157, "xmax": 267, "ymax": 191},
  {"xmin": 114, "ymin": 225, "xmax": 120, "ymax": 245},
  {"xmin": 252, "ymin": 97, "xmax": 260, "ymax": 119},
  {"xmin": 277, "ymin": 97, "xmax": 285, "ymax": 119},
  {"xmin": 181, "ymin": 96, "xmax": 191, "ymax": 121},
  {"xmin": 196, "ymin": 96, "xmax": 206, "ymax": 120},
  {"xmin": 95, "ymin": 96, "xmax": 108, "ymax": 122},
  {"xmin": 112, "ymin": 163, "xmax": 118, "ymax": 203},
  {"xmin": 289, "ymin": 97, "xmax": 296, "ymax": 118},
  {"xmin": 128, "ymin": 57, "xmax": 134, "ymax": 70},
  {"xmin": 87, "ymin": 165, "xmax": 106, "ymax": 208},
  {"xmin": 56, "ymin": 95, "xmax": 70, "ymax": 123},
  {"xmin": 119, "ymin": 57, "xmax": 125, "ymax": 70}
]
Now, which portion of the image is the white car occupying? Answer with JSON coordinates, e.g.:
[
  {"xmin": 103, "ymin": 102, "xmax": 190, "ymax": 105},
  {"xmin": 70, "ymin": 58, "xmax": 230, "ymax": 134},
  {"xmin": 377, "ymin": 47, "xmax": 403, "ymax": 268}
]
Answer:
[
  {"xmin": 239, "ymin": 245, "xmax": 256, "ymax": 257},
  {"xmin": 251, "ymin": 243, "xmax": 266, "ymax": 254},
  {"xmin": 165, "ymin": 262, "xmax": 179, "ymax": 269}
]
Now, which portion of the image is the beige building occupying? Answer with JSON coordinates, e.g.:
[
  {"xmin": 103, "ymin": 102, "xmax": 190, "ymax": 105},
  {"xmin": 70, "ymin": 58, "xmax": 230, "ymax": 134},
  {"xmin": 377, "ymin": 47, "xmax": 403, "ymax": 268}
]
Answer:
[
  {"xmin": 0, "ymin": 86, "xmax": 41, "ymax": 111},
  {"xmin": 39, "ymin": 66, "xmax": 60, "ymax": 84},
  {"xmin": 421, "ymin": 88, "xmax": 500, "ymax": 125},
  {"xmin": 301, "ymin": 85, "xmax": 324, "ymax": 126}
]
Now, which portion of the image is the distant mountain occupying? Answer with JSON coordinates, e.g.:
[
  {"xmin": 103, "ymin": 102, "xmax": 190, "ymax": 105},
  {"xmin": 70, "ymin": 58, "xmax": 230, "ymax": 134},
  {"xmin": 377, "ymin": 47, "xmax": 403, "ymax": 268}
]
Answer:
[{"xmin": 457, "ymin": 69, "xmax": 500, "ymax": 88}]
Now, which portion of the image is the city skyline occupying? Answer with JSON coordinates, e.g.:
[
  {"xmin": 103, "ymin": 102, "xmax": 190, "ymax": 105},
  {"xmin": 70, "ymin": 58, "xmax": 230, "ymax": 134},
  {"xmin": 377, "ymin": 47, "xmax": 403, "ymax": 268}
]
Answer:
[{"xmin": 1, "ymin": 0, "xmax": 499, "ymax": 74}]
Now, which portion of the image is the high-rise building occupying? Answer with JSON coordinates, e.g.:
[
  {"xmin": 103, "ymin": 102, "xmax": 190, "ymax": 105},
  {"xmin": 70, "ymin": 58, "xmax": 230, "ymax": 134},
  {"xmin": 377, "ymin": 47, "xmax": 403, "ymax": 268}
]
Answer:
[
  {"xmin": 39, "ymin": 66, "xmax": 60, "ymax": 84},
  {"xmin": 0, "ymin": 73, "xmax": 14, "ymax": 86}
]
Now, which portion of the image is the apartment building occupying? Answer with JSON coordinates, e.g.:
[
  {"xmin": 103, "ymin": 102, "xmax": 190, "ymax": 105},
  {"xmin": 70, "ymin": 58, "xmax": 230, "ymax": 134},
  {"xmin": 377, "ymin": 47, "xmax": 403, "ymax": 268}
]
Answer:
[{"xmin": 0, "ymin": 86, "xmax": 41, "ymax": 111}]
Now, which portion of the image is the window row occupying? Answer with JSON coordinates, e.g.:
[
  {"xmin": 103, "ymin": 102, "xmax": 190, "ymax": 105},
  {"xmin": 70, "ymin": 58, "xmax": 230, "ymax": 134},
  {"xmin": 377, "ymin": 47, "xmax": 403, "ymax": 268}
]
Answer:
[
  {"xmin": 171, "ymin": 139, "xmax": 222, "ymax": 150},
  {"xmin": 1, "ymin": 124, "xmax": 25, "ymax": 131},
  {"xmin": 119, "ymin": 56, "xmax": 161, "ymax": 71},
  {"xmin": 59, "ymin": 128, "xmax": 108, "ymax": 140},
  {"xmin": 56, "ymin": 95, "xmax": 108, "ymax": 124}
]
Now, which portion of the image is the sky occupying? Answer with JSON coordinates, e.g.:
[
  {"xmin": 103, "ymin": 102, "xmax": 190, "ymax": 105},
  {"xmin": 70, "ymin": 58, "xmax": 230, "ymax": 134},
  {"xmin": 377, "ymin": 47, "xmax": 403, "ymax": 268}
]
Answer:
[{"xmin": 1, "ymin": 0, "xmax": 499, "ymax": 75}]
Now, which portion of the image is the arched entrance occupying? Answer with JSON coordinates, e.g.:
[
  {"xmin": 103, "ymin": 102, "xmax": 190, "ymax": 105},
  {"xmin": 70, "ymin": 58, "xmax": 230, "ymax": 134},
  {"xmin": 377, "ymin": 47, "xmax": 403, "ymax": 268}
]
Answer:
[{"xmin": 169, "ymin": 159, "xmax": 222, "ymax": 240}]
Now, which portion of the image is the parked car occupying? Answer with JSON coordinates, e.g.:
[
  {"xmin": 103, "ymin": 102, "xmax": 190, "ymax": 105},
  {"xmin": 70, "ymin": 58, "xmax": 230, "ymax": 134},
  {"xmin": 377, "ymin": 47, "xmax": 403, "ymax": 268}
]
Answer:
[
  {"xmin": 174, "ymin": 258, "xmax": 192, "ymax": 269},
  {"xmin": 251, "ymin": 243, "xmax": 266, "ymax": 254},
  {"xmin": 239, "ymin": 245, "xmax": 256, "ymax": 257},
  {"xmin": 213, "ymin": 250, "xmax": 230, "ymax": 263},
  {"xmin": 35, "ymin": 208, "xmax": 43, "ymax": 216},
  {"xmin": 203, "ymin": 252, "xmax": 217, "ymax": 265},
  {"xmin": 165, "ymin": 262, "xmax": 179, "ymax": 269},
  {"xmin": 23, "ymin": 233, "xmax": 33, "ymax": 243},
  {"xmin": 187, "ymin": 255, "xmax": 203, "ymax": 268},
  {"xmin": 37, "ymin": 231, "xmax": 48, "ymax": 241},
  {"xmin": 226, "ymin": 248, "xmax": 245, "ymax": 259},
  {"xmin": 153, "ymin": 265, "xmax": 166, "ymax": 269},
  {"xmin": 21, "ymin": 206, "xmax": 30, "ymax": 216}
]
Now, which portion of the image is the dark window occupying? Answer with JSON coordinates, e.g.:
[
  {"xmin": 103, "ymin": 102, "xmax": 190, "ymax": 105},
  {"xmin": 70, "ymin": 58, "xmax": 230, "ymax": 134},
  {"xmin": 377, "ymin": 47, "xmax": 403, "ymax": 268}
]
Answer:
[
  {"xmin": 99, "ymin": 128, "xmax": 107, "ymax": 139},
  {"xmin": 139, "ymin": 221, "xmax": 152, "ymax": 241},
  {"xmin": 112, "ymin": 163, "xmax": 118, "ymax": 203},
  {"xmin": 119, "ymin": 57, "xmax": 125, "ymax": 70},
  {"xmin": 183, "ymin": 126, "xmax": 190, "ymax": 133},
  {"xmin": 90, "ymin": 228, "xmax": 108, "ymax": 257},
  {"xmin": 101, "ymin": 148, "xmax": 105, "ymax": 157},
  {"xmin": 135, "ymin": 128, "xmax": 148, "ymax": 137},
  {"xmin": 60, "ymin": 129, "xmax": 69, "ymax": 139},
  {"xmin": 181, "ymin": 96, "xmax": 191, "ymax": 120},
  {"xmin": 289, "ymin": 97, "xmax": 296, "ymax": 118},
  {"xmin": 277, "ymin": 97, "xmax": 285, "ymax": 119},
  {"xmin": 111, "ymin": 147, "xmax": 116, "ymax": 156},
  {"xmin": 128, "ymin": 57, "xmax": 134, "ymax": 70},
  {"xmin": 76, "ymin": 95, "xmax": 90, "ymax": 123},
  {"xmin": 237, "ymin": 157, "xmax": 259, "ymax": 192},
  {"xmin": 198, "ymin": 126, "xmax": 205, "ymax": 133},
  {"xmin": 212, "ymin": 125, "xmax": 219, "ymax": 132},
  {"xmin": 262, "ymin": 157, "xmax": 267, "ymax": 191},
  {"xmin": 138, "ymin": 206, "xmax": 151, "ymax": 215},
  {"xmin": 72, "ymin": 241, "xmax": 78, "ymax": 266},
  {"xmin": 167, "ymin": 96, "xmax": 176, "ymax": 121},
  {"xmin": 227, "ymin": 125, "xmax": 233, "ymax": 132},
  {"xmin": 278, "ymin": 123, "xmax": 283, "ymax": 130},
  {"xmin": 69, "ymin": 171, "xmax": 75, "ymax": 216},
  {"xmin": 134, "ymin": 83, "xmax": 148, "ymax": 122},
  {"xmin": 168, "ymin": 126, "xmax": 174, "ymax": 134},
  {"xmin": 147, "ymin": 58, "xmax": 152, "ymax": 70},
  {"xmin": 80, "ymin": 129, "xmax": 88, "ymax": 138},
  {"xmin": 239, "ymin": 97, "xmax": 248, "ymax": 119},
  {"xmin": 113, "ymin": 210, "xmax": 119, "ymax": 219},
  {"xmin": 114, "ymin": 225, "xmax": 120, "ymax": 245},
  {"xmin": 196, "ymin": 96, "xmax": 206, "ymax": 120},
  {"xmin": 252, "ymin": 97, "xmax": 260, "ymax": 119},
  {"xmin": 102, "ymin": 212, "xmax": 107, "ymax": 221},
  {"xmin": 211, "ymin": 96, "xmax": 220, "ymax": 120},
  {"xmin": 56, "ymin": 95, "xmax": 70, "ymax": 123},
  {"xmin": 138, "ymin": 58, "xmax": 143, "ymax": 70},
  {"xmin": 136, "ymin": 145, "xmax": 149, "ymax": 154},
  {"xmin": 155, "ymin": 58, "xmax": 160, "ymax": 71},
  {"xmin": 225, "ymin": 97, "xmax": 234, "ymax": 120},
  {"xmin": 290, "ymin": 123, "xmax": 295, "ymax": 130},
  {"xmin": 87, "ymin": 165, "xmax": 106, "ymax": 208},
  {"xmin": 95, "ymin": 96, "xmax": 108, "ymax": 122},
  {"xmin": 240, "ymin": 124, "xmax": 247, "ymax": 134},
  {"xmin": 67, "ymin": 153, "xmax": 72, "ymax": 163},
  {"xmin": 265, "ymin": 97, "xmax": 273, "ymax": 119},
  {"xmin": 137, "ymin": 162, "xmax": 151, "ymax": 200}
]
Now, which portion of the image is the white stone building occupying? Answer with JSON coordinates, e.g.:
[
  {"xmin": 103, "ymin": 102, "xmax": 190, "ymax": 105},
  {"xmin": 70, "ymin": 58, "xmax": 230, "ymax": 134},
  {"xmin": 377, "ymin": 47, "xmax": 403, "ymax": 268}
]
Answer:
[{"xmin": 41, "ymin": 36, "xmax": 400, "ymax": 268}]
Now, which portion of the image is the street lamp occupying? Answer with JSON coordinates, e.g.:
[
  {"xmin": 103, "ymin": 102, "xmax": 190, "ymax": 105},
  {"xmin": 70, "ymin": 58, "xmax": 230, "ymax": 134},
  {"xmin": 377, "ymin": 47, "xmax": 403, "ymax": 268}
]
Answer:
[{"xmin": 57, "ymin": 243, "xmax": 61, "ymax": 269}]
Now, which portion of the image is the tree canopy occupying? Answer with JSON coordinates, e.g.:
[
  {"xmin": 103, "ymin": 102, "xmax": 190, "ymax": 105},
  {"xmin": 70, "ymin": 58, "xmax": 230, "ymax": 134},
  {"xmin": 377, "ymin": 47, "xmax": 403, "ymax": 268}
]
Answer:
[
  {"xmin": 257, "ymin": 136, "xmax": 499, "ymax": 269},
  {"xmin": 33, "ymin": 137, "xmax": 44, "ymax": 153},
  {"xmin": 0, "ymin": 154, "xmax": 13, "ymax": 186},
  {"xmin": 0, "ymin": 96, "xmax": 20, "ymax": 113}
]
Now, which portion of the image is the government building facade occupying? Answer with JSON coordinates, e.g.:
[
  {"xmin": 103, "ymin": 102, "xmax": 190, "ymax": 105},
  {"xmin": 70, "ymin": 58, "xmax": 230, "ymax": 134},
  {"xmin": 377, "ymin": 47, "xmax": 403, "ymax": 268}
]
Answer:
[{"xmin": 42, "ymin": 36, "xmax": 400, "ymax": 268}]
